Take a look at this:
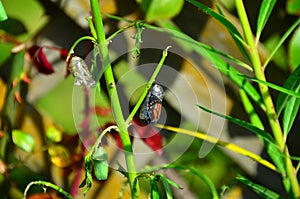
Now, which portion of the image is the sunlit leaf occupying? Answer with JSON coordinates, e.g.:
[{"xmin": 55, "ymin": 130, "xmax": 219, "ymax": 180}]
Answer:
[
  {"xmin": 92, "ymin": 147, "xmax": 108, "ymax": 180},
  {"xmin": 237, "ymin": 174, "xmax": 283, "ymax": 199},
  {"xmin": 12, "ymin": 129, "xmax": 34, "ymax": 152},
  {"xmin": 46, "ymin": 126, "xmax": 62, "ymax": 142},
  {"xmin": 140, "ymin": 0, "xmax": 184, "ymax": 22},
  {"xmin": 288, "ymin": 26, "xmax": 300, "ymax": 70},
  {"xmin": 256, "ymin": 0, "xmax": 277, "ymax": 40}
]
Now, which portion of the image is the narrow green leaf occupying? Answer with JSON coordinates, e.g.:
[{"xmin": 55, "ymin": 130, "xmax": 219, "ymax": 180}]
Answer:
[
  {"xmin": 146, "ymin": 21, "xmax": 252, "ymax": 71},
  {"xmin": 146, "ymin": 165, "xmax": 219, "ymax": 199},
  {"xmin": 186, "ymin": 0, "xmax": 250, "ymax": 62},
  {"xmin": 263, "ymin": 18, "xmax": 300, "ymax": 68},
  {"xmin": 283, "ymin": 91, "xmax": 300, "ymax": 135},
  {"xmin": 92, "ymin": 147, "xmax": 109, "ymax": 180},
  {"xmin": 265, "ymin": 141, "xmax": 286, "ymax": 173},
  {"xmin": 243, "ymin": 75, "xmax": 300, "ymax": 99},
  {"xmin": 215, "ymin": 3, "xmax": 250, "ymax": 62},
  {"xmin": 196, "ymin": 104, "xmax": 276, "ymax": 145},
  {"xmin": 186, "ymin": 0, "xmax": 242, "ymax": 41},
  {"xmin": 256, "ymin": 0, "xmax": 277, "ymax": 40},
  {"xmin": 237, "ymin": 174, "xmax": 283, "ymax": 199},
  {"xmin": 83, "ymin": 172, "xmax": 93, "ymax": 196},
  {"xmin": 264, "ymin": 34, "xmax": 287, "ymax": 69},
  {"xmin": 163, "ymin": 177, "xmax": 182, "ymax": 190},
  {"xmin": 12, "ymin": 130, "xmax": 34, "ymax": 152},
  {"xmin": 150, "ymin": 176, "xmax": 159, "ymax": 199},
  {"xmin": 239, "ymin": 89, "xmax": 264, "ymax": 129},
  {"xmin": 143, "ymin": 23, "xmax": 266, "ymax": 110},
  {"xmin": 157, "ymin": 175, "xmax": 174, "ymax": 199},
  {"xmin": 240, "ymin": 90, "xmax": 285, "ymax": 173},
  {"xmin": 221, "ymin": 65, "xmax": 265, "ymax": 111},
  {"xmin": 276, "ymin": 65, "xmax": 300, "ymax": 115},
  {"xmin": 80, "ymin": 155, "xmax": 93, "ymax": 195}
]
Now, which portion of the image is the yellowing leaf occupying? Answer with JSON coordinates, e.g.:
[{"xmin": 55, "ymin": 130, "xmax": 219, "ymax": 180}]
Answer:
[{"xmin": 48, "ymin": 145, "xmax": 71, "ymax": 167}]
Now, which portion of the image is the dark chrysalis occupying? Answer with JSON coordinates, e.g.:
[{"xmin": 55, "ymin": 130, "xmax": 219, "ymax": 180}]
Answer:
[
  {"xmin": 139, "ymin": 84, "xmax": 164, "ymax": 125},
  {"xmin": 68, "ymin": 56, "xmax": 96, "ymax": 88}
]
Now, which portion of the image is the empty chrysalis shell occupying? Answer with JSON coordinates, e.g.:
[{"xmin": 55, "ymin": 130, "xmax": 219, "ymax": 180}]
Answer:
[{"xmin": 68, "ymin": 56, "xmax": 96, "ymax": 88}]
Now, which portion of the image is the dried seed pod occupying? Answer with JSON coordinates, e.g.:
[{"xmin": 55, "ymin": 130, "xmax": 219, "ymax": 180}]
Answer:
[{"xmin": 68, "ymin": 56, "xmax": 96, "ymax": 88}]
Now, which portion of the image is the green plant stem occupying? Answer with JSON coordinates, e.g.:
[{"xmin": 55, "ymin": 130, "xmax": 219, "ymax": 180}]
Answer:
[
  {"xmin": 23, "ymin": 181, "xmax": 74, "ymax": 199},
  {"xmin": 125, "ymin": 46, "xmax": 171, "ymax": 124},
  {"xmin": 235, "ymin": 0, "xmax": 283, "ymax": 148},
  {"xmin": 90, "ymin": 125, "xmax": 118, "ymax": 155},
  {"xmin": 89, "ymin": 0, "xmax": 140, "ymax": 198},
  {"xmin": 235, "ymin": 0, "xmax": 300, "ymax": 197},
  {"xmin": 66, "ymin": 36, "xmax": 97, "ymax": 61}
]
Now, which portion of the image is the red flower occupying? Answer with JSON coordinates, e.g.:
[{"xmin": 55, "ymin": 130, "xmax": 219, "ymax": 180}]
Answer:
[
  {"xmin": 93, "ymin": 106, "xmax": 111, "ymax": 116},
  {"xmin": 28, "ymin": 45, "xmax": 69, "ymax": 75},
  {"xmin": 102, "ymin": 121, "xmax": 163, "ymax": 155},
  {"xmin": 130, "ymin": 120, "xmax": 163, "ymax": 155},
  {"xmin": 28, "ymin": 45, "xmax": 55, "ymax": 74}
]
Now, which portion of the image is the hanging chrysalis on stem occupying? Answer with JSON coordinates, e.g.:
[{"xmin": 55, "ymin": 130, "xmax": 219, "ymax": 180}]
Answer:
[
  {"xmin": 68, "ymin": 56, "xmax": 96, "ymax": 88},
  {"xmin": 139, "ymin": 83, "xmax": 164, "ymax": 125}
]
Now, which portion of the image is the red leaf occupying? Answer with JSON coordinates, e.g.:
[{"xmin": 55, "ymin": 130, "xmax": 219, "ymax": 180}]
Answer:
[
  {"xmin": 94, "ymin": 106, "xmax": 112, "ymax": 116},
  {"xmin": 21, "ymin": 73, "xmax": 31, "ymax": 83},
  {"xmin": 28, "ymin": 45, "xmax": 55, "ymax": 75},
  {"xmin": 14, "ymin": 92, "xmax": 22, "ymax": 103},
  {"xmin": 131, "ymin": 120, "xmax": 163, "ymax": 155}
]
